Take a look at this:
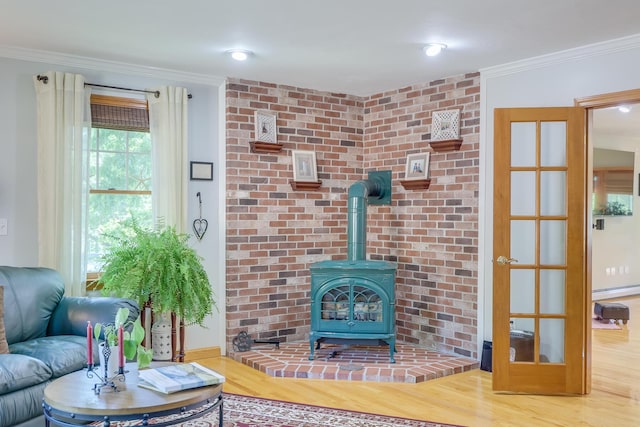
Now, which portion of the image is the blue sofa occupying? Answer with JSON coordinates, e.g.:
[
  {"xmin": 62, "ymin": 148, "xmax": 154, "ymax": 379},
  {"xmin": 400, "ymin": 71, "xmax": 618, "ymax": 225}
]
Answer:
[{"xmin": 0, "ymin": 266, "xmax": 139, "ymax": 427}]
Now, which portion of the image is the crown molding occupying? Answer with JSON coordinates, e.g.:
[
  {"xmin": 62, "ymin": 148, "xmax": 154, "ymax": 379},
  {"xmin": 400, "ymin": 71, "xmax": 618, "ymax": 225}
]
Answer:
[
  {"xmin": 481, "ymin": 33, "xmax": 640, "ymax": 80},
  {"xmin": 0, "ymin": 45, "xmax": 226, "ymax": 87}
]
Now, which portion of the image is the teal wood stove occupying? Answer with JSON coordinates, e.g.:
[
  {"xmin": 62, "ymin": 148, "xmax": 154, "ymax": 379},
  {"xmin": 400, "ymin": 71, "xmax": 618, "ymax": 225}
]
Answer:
[{"xmin": 309, "ymin": 171, "xmax": 397, "ymax": 362}]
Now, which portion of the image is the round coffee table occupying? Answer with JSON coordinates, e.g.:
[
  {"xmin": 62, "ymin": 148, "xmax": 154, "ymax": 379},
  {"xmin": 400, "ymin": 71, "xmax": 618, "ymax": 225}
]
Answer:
[{"xmin": 43, "ymin": 363, "xmax": 223, "ymax": 427}]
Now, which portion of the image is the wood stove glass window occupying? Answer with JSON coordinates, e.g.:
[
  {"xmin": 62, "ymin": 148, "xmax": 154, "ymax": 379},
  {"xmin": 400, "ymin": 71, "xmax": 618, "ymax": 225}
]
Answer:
[{"xmin": 321, "ymin": 284, "xmax": 383, "ymax": 322}]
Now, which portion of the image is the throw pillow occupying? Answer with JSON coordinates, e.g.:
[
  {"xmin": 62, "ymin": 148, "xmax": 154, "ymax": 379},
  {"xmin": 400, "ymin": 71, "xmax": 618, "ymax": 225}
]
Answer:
[{"xmin": 0, "ymin": 286, "xmax": 8, "ymax": 354}]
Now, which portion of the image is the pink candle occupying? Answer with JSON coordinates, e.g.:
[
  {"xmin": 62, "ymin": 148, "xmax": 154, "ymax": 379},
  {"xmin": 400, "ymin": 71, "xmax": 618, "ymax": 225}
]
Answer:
[
  {"xmin": 86, "ymin": 321, "xmax": 93, "ymax": 365},
  {"xmin": 118, "ymin": 325, "xmax": 124, "ymax": 368}
]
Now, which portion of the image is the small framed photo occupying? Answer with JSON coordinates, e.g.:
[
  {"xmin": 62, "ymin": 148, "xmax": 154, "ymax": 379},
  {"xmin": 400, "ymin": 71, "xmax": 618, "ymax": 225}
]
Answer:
[
  {"xmin": 190, "ymin": 161, "xmax": 213, "ymax": 181},
  {"xmin": 254, "ymin": 111, "xmax": 277, "ymax": 143},
  {"xmin": 404, "ymin": 153, "xmax": 430, "ymax": 180},
  {"xmin": 291, "ymin": 150, "xmax": 318, "ymax": 182},
  {"xmin": 431, "ymin": 109, "xmax": 460, "ymax": 140}
]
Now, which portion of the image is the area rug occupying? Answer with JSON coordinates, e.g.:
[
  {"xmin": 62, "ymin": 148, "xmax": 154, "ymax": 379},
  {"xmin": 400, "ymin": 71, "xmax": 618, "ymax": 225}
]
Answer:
[
  {"xmin": 216, "ymin": 393, "xmax": 463, "ymax": 427},
  {"xmin": 592, "ymin": 317, "xmax": 622, "ymax": 330},
  {"xmin": 97, "ymin": 392, "xmax": 464, "ymax": 427}
]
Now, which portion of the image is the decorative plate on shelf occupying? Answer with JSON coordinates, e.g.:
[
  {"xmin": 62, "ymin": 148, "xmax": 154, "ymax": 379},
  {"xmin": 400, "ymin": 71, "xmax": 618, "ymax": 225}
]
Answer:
[
  {"xmin": 254, "ymin": 111, "xmax": 277, "ymax": 143},
  {"xmin": 431, "ymin": 109, "xmax": 460, "ymax": 140}
]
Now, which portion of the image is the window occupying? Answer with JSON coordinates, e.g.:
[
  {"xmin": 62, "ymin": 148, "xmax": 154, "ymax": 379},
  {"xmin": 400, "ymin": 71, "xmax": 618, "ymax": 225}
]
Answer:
[
  {"xmin": 592, "ymin": 168, "xmax": 634, "ymax": 216},
  {"xmin": 86, "ymin": 95, "xmax": 153, "ymax": 277}
]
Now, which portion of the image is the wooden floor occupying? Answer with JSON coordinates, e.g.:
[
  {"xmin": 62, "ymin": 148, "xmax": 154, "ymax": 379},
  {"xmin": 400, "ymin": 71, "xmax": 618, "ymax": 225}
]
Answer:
[{"xmin": 199, "ymin": 296, "xmax": 640, "ymax": 427}]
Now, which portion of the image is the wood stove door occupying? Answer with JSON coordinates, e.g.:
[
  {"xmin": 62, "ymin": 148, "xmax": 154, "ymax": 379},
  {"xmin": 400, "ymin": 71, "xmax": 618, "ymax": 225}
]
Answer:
[{"xmin": 315, "ymin": 278, "xmax": 391, "ymax": 334}]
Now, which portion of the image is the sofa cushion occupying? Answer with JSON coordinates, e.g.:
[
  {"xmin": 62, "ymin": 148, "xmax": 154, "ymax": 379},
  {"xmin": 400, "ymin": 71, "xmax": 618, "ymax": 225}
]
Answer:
[
  {"xmin": 0, "ymin": 267, "xmax": 64, "ymax": 345},
  {"xmin": 0, "ymin": 381, "xmax": 49, "ymax": 427},
  {"xmin": 0, "ymin": 286, "xmax": 8, "ymax": 354},
  {"xmin": 0, "ymin": 353, "xmax": 52, "ymax": 396},
  {"xmin": 48, "ymin": 296, "xmax": 139, "ymax": 337},
  {"xmin": 9, "ymin": 335, "xmax": 91, "ymax": 379}
]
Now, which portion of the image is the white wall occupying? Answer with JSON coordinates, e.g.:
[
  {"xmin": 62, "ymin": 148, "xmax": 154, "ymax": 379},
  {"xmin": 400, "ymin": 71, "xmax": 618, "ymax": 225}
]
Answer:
[
  {"xmin": 479, "ymin": 34, "xmax": 640, "ymax": 349},
  {"xmin": 0, "ymin": 48, "xmax": 227, "ymax": 354}
]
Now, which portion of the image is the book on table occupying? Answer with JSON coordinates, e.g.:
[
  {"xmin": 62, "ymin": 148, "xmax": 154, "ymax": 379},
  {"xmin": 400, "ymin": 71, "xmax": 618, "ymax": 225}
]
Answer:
[{"xmin": 137, "ymin": 362, "xmax": 225, "ymax": 394}]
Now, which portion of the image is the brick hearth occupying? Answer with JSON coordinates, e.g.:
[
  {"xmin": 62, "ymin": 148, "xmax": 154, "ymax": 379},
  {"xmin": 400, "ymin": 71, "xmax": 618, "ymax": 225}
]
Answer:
[{"xmin": 230, "ymin": 342, "xmax": 479, "ymax": 383}]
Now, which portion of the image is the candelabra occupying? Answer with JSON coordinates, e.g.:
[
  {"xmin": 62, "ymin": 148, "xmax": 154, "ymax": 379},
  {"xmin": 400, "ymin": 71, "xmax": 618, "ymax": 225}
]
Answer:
[{"xmin": 86, "ymin": 339, "xmax": 126, "ymax": 394}]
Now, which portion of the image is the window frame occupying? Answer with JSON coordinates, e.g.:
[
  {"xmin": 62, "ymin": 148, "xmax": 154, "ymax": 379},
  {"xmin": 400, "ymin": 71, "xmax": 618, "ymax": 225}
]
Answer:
[{"xmin": 86, "ymin": 94, "xmax": 152, "ymax": 291}]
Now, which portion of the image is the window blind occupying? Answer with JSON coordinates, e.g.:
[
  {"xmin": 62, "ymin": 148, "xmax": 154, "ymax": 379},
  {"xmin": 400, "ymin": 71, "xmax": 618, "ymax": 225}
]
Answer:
[{"xmin": 90, "ymin": 94, "xmax": 149, "ymax": 131}]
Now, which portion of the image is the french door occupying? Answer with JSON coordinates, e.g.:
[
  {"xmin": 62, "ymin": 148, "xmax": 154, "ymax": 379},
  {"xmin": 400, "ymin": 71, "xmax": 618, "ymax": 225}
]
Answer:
[{"xmin": 492, "ymin": 107, "xmax": 588, "ymax": 394}]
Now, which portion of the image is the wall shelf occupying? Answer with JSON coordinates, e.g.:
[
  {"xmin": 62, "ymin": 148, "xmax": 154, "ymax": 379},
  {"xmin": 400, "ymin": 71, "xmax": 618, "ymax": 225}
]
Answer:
[
  {"xmin": 429, "ymin": 138, "xmax": 463, "ymax": 152},
  {"xmin": 250, "ymin": 141, "xmax": 283, "ymax": 153},
  {"xmin": 399, "ymin": 179, "xmax": 431, "ymax": 190},
  {"xmin": 290, "ymin": 180, "xmax": 322, "ymax": 191}
]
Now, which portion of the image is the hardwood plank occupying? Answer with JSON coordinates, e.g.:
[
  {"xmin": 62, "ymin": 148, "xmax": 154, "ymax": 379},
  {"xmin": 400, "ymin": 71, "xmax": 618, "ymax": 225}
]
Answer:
[{"xmin": 197, "ymin": 296, "xmax": 640, "ymax": 426}]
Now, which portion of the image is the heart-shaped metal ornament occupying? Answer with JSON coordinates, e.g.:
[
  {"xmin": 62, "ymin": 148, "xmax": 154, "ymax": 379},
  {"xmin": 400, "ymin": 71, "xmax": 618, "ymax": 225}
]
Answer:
[{"xmin": 192, "ymin": 218, "xmax": 208, "ymax": 241}]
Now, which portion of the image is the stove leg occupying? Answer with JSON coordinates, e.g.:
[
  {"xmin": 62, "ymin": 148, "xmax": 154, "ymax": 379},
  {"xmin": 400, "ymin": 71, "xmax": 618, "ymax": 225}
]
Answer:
[
  {"xmin": 388, "ymin": 337, "xmax": 396, "ymax": 363},
  {"xmin": 308, "ymin": 336, "xmax": 316, "ymax": 360}
]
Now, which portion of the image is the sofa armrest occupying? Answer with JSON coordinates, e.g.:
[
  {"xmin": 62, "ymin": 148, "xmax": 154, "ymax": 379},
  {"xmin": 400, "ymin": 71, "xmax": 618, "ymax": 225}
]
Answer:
[{"xmin": 47, "ymin": 297, "xmax": 140, "ymax": 337}]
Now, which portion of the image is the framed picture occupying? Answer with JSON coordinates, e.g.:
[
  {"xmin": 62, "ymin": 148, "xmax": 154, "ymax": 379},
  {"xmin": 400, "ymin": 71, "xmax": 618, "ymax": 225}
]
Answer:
[
  {"xmin": 404, "ymin": 152, "xmax": 430, "ymax": 180},
  {"xmin": 291, "ymin": 150, "xmax": 318, "ymax": 182},
  {"xmin": 431, "ymin": 109, "xmax": 460, "ymax": 140},
  {"xmin": 254, "ymin": 111, "xmax": 277, "ymax": 143},
  {"xmin": 190, "ymin": 161, "xmax": 213, "ymax": 181}
]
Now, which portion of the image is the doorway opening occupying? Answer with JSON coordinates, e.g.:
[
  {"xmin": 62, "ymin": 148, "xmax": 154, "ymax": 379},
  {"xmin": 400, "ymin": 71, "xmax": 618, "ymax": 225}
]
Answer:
[{"xmin": 588, "ymin": 99, "xmax": 640, "ymax": 301}]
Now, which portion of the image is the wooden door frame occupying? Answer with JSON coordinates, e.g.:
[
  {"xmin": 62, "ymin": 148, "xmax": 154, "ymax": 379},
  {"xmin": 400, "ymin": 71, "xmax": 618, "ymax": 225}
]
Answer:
[
  {"xmin": 574, "ymin": 88, "xmax": 640, "ymax": 394},
  {"xmin": 575, "ymin": 89, "xmax": 640, "ymax": 109}
]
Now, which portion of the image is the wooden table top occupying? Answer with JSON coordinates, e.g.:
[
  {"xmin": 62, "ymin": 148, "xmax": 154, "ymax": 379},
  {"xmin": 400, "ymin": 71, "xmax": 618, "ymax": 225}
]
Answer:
[{"xmin": 43, "ymin": 363, "xmax": 222, "ymax": 416}]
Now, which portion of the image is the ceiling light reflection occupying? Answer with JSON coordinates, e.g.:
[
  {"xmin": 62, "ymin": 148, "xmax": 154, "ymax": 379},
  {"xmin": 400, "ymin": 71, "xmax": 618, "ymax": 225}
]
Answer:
[
  {"xmin": 424, "ymin": 43, "xmax": 447, "ymax": 57},
  {"xmin": 227, "ymin": 49, "xmax": 252, "ymax": 61}
]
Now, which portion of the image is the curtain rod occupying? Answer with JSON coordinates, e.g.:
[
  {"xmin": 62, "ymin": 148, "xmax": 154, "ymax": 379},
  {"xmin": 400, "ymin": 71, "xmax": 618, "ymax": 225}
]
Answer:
[
  {"xmin": 36, "ymin": 75, "xmax": 192, "ymax": 99},
  {"xmin": 86, "ymin": 82, "xmax": 161, "ymax": 98}
]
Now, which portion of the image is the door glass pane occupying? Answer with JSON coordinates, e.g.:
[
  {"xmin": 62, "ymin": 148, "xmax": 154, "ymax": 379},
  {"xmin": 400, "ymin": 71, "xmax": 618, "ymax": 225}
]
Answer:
[
  {"xmin": 510, "ymin": 269, "xmax": 535, "ymax": 314},
  {"xmin": 511, "ymin": 122, "xmax": 537, "ymax": 167},
  {"xmin": 540, "ymin": 121, "xmax": 566, "ymax": 167},
  {"xmin": 511, "ymin": 317, "xmax": 535, "ymax": 334},
  {"xmin": 511, "ymin": 172, "xmax": 536, "ymax": 215},
  {"xmin": 540, "ymin": 270, "xmax": 565, "ymax": 314},
  {"xmin": 510, "ymin": 319, "xmax": 535, "ymax": 362},
  {"xmin": 540, "ymin": 318, "xmax": 565, "ymax": 363},
  {"xmin": 353, "ymin": 285, "xmax": 383, "ymax": 322},
  {"xmin": 540, "ymin": 171, "xmax": 566, "ymax": 216},
  {"xmin": 328, "ymin": 286, "xmax": 349, "ymax": 320},
  {"xmin": 540, "ymin": 220, "xmax": 566, "ymax": 265},
  {"xmin": 511, "ymin": 220, "xmax": 536, "ymax": 264}
]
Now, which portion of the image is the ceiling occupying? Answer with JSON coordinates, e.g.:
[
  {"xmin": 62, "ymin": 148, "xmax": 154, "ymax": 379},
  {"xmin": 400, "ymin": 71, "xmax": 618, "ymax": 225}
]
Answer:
[{"xmin": 2, "ymin": 1, "xmax": 640, "ymax": 96}]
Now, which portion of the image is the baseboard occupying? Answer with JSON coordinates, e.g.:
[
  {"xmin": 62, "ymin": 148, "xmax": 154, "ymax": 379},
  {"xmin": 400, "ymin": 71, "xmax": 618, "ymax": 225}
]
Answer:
[
  {"xmin": 592, "ymin": 284, "xmax": 640, "ymax": 301},
  {"xmin": 184, "ymin": 346, "xmax": 221, "ymax": 361}
]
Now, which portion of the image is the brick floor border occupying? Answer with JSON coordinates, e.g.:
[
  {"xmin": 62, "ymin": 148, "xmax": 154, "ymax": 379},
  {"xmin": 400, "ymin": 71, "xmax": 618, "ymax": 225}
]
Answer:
[{"xmin": 229, "ymin": 342, "xmax": 479, "ymax": 383}]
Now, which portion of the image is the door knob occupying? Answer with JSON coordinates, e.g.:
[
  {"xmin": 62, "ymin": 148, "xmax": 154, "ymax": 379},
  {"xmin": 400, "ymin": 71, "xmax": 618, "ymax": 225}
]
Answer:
[{"xmin": 496, "ymin": 255, "xmax": 518, "ymax": 265}]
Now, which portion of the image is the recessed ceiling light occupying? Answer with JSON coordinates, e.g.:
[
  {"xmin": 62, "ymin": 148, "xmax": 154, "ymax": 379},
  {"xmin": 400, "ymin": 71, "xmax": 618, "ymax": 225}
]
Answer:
[
  {"xmin": 618, "ymin": 105, "xmax": 631, "ymax": 113},
  {"xmin": 424, "ymin": 43, "xmax": 447, "ymax": 57},
  {"xmin": 227, "ymin": 49, "xmax": 253, "ymax": 61}
]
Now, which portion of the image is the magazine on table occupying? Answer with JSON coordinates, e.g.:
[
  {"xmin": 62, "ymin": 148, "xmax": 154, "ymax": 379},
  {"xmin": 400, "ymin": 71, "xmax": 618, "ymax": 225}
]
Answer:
[{"xmin": 137, "ymin": 362, "xmax": 225, "ymax": 394}]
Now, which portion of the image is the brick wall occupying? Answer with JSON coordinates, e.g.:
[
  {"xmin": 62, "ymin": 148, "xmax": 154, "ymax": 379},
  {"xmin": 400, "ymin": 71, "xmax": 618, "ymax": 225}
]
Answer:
[
  {"xmin": 364, "ymin": 73, "xmax": 480, "ymax": 357},
  {"xmin": 226, "ymin": 73, "xmax": 480, "ymax": 357},
  {"xmin": 225, "ymin": 80, "xmax": 364, "ymax": 348}
]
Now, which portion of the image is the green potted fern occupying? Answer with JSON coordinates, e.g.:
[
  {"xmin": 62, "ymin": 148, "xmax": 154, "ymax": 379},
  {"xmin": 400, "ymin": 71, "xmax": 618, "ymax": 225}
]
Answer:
[{"xmin": 97, "ymin": 219, "xmax": 216, "ymax": 338}]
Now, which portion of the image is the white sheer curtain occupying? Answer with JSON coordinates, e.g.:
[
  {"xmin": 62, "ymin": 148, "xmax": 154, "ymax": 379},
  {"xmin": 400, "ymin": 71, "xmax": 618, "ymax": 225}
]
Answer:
[
  {"xmin": 147, "ymin": 87, "xmax": 189, "ymax": 233},
  {"xmin": 33, "ymin": 72, "xmax": 91, "ymax": 296}
]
